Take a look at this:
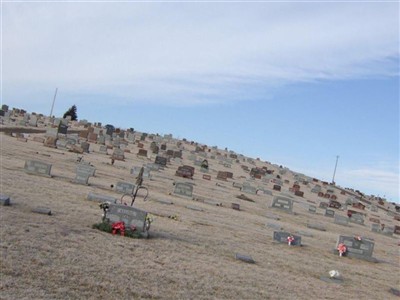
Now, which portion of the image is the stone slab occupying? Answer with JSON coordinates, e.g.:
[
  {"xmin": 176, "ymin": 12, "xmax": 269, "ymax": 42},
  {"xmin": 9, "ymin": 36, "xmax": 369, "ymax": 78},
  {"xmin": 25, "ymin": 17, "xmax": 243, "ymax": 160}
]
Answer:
[
  {"xmin": 186, "ymin": 205, "xmax": 203, "ymax": 212},
  {"xmin": 106, "ymin": 203, "xmax": 149, "ymax": 235},
  {"xmin": 273, "ymin": 231, "xmax": 302, "ymax": 246},
  {"xmin": 24, "ymin": 160, "xmax": 52, "ymax": 177},
  {"xmin": 0, "ymin": 194, "xmax": 10, "ymax": 206},
  {"xmin": 307, "ymin": 223, "xmax": 326, "ymax": 231},
  {"xmin": 235, "ymin": 253, "xmax": 255, "ymax": 264},
  {"xmin": 87, "ymin": 192, "xmax": 117, "ymax": 203},
  {"xmin": 32, "ymin": 207, "xmax": 52, "ymax": 215}
]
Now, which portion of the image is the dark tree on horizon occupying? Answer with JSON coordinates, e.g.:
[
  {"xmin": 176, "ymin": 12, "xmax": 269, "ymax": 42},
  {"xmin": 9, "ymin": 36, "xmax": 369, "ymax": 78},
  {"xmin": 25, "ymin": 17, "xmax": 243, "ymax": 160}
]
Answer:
[{"xmin": 63, "ymin": 105, "xmax": 78, "ymax": 121}]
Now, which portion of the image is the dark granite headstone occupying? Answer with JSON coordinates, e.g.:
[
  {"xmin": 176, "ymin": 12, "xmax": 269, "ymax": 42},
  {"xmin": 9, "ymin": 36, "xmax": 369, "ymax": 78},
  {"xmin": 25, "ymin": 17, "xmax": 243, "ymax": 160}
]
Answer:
[
  {"xmin": 273, "ymin": 231, "xmax": 301, "ymax": 246},
  {"xmin": 271, "ymin": 196, "xmax": 293, "ymax": 213},
  {"xmin": 334, "ymin": 235, "xmax": 376, "ymax": 262}
]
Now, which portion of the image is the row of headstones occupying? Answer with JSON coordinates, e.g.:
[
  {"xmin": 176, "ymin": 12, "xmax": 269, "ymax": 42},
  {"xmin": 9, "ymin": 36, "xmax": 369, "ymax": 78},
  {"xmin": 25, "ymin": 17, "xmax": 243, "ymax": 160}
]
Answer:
[{"xmin": 24, "ymin": 159, "xmax": 155, "ymax": 187}]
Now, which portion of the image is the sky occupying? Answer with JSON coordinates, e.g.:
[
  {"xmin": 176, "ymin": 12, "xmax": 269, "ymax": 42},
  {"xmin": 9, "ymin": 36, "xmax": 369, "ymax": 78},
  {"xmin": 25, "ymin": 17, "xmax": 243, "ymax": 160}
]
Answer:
[{"xmin": 2, "ymin": 1, "xmax": 399, "ymax": 202}]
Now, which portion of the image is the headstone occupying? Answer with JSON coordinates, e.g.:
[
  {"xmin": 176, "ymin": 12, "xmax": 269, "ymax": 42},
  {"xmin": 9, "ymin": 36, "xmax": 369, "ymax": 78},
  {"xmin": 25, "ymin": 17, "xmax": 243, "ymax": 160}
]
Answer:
[
  {"xmin": 266, "ymin": 223, "xmax": 282, "ymax": 230},
  {"xmin": 309, "ymin": 205, "xmax": 317, "ymax": 213},
  {"xmin": 32, "ymin": 207, "xmax": 52, "ymax": 215},
  {"xmin": 273, "ymin": 185, "xmax": 281, "ymax": 191},
  {"xmin": 155, "ymin": 156, "xmax": 167, "ymax": 166},
  {"xmin": 235, "ymin": 253, "xmax": 255, "ymax": 264},
  {"xmin": 232, "ymin": 182, "xmax": 243, "ymax": 189},
  {"xmin": 382, "ymin": 226, "xmax": 394, "ymax": 237},
  {"xmin": 217, "ymin": 171, "xmax": 228, "ymax": 181},
  {"xmin": 137, "ymin": 149, "xmax": 148, "ymax": 157},
  {"xmin": 116, "ymin": 182, "xmax": 135, "ymax": 194},
  {"xmin": 186, "ymin": 205, "xmax": 203, "ymax": 212},
  {"xmin": 29, "ymin": 115, "xmax": 38, "ymax": 127},
  {"xmin": 0, "ymin": 194, "xmax": 10, "ymax": 206},
  {"xmin": 370, "ymin": 205, "xmax": 378, "ymax": 212},
  {"xmin": 319, "ymin": 202, "xmax": 328, "ymax": 209},
  {"xmin": 241, "ymin": 185, "xmax": 257, "ymax": 195},
  {"xmin": 58, "ymin": 124, "xmax": 68, "ymax": 135},
  {"xmin": 325, "ymin": 209, "xmax": 335, "ymax": 218},
  {"xmin": 273, "ymin": 231, "xmax": 301, "ymax": 246},
  {"xmin": 74, "ymin": 163, "xmax": 95, "ymax": 185},
  {"xmin": 105, "ymin": 203, "xmax": 149, "ymax": 237},
  {"xmin": 335, "ymin": 235, "xmax": 376, "ymax": 261},
  {"xmin": 112, "ymin": 148, "xmax": 125, "ymax": 161},
  {"xmin": 231, "ymin": 203, "xmax": 240, "ymax": 210},
  {"xmin": 371, "ymin": 223, "xmax": 381, "ymax": 233},
  {"xmin": 87, "ymin": 192, "xmax": 117, "ymax": 203},
  {"xmin": 307, "ymin": 223, "xmax": 326, "ymax": 231},
  {"xmin": 334, "ymin": 215, "xmax": 349, "ymax": 226},
  {"xmin": 202, "ymin": 174, "xmax": 211, "ymax": 180},
  {"xmin": 99, "ymin": 145, "xmax": 108, "ymax": 154},
  {"xmin": 174, "ymin": 182, "xmax": 193, "ymax": 197},
  {"xmin": 146, "ymin": 163, "xmax": 160, "ymax": 172},
  {"xmin": 349, "ymin": 213, "xmax": 365, "ymax": 225},
  {"xmin": 271, "ymin": 196, "xmax": 293, "ymax": 213},
  {"xmin": 45, "ymin": 128, "xmax": 58, "ymax": 138},
  {"xmin": 24, "ymin": 160, "xmax": 52, "ymax": 177}
]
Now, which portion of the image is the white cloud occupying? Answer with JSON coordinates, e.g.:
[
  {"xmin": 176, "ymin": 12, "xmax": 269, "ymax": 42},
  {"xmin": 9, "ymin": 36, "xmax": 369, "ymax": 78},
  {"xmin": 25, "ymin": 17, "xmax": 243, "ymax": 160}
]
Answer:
[{"xmin": 2, "ymin": 2, "xmax": 399, "ymax": 105}]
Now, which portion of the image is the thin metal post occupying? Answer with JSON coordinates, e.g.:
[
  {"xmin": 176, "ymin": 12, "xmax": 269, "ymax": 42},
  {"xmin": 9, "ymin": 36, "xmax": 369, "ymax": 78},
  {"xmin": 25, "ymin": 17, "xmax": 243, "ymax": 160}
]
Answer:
[
  {"xmin": 332, "ymin": 155, "xmax": 339, "ymax": 184},
  {"xmin": 50, "ymin": 88, "xmax": 58, "ymax": 117}
]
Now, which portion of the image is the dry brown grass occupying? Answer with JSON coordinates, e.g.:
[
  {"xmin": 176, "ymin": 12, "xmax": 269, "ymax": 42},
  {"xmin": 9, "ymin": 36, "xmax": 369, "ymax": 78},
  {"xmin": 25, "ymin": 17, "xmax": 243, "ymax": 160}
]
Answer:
[{"xmin": 0, "ymin": 126, "xmax": 399, "ymax": 299}]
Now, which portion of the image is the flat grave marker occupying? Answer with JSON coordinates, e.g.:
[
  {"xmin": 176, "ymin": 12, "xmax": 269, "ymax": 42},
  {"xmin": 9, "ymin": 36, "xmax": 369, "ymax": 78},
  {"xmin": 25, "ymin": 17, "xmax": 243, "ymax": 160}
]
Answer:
[
  {"xmin": 235, "ymin": 253, "xmax": 255, "ymax": 264},
  {"xmin": 307, "ymin": 223, "xmax": 326, "ymax": 231}
]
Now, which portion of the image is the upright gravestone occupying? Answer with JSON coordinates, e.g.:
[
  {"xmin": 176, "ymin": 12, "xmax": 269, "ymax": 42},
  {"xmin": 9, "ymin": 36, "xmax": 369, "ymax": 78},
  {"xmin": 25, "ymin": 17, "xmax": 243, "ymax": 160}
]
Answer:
[
  {"xmin": 349, "ymin": 213, "xmax": 365, "ymax": 225},
  {"xmin": 334, "ymin": 215, "xmax": 349, "ymax": 226},
  {"xmin": 325, "ymin": 209, "xmax": 335, "ymax": 218},
  {"xmin": 74, "ymin": 163, "xmax": 96, "ymax": 185},
  {"xmin": 131, "ymin": 166, "xmax": 152, "ymax": 180},
  {"xmin": 309, "ymin": 205, "xmax": 317, "ymax": 214},
  {"xmin": 271, "ymin": 196, "xmax": 293, "ymax": 213},
  {"xmin": 382, "ymin": 226, "xmax": 394, "ymax": 237},
  {"xmin": 29, "ymin": 115, "xmax": 38, "ymax": 127},
  {"xmin": 24, "ymin": 160, "xmax": 52, "ymax": 177},
  {"xmin": 115, "ymin": 182, "xmax": 135, "ymax": 194},
  {"xmin": 155, "ymin": 156, "xmax": 167, "ymax": 166},
  {"xmin": 335, "ymin": 235, "xmax": 376, "ymax": 262},
  {"xmin": 273, "ymin": 231, "xmax": 302, "ymax": 246},
  {"xmin": 112, "ymin": 148, "xmax": 125, "ymax": 161},
  {"xmin": 241, "ymin": 185, "xmax": 257, "ymax": 195},
  {"xmin": 174, "ymin": 182, "xmax": 193, "ymax": 198},
  {"xmin": 105, "ymin": 203, "xmax": 149, "ymax": 237}
]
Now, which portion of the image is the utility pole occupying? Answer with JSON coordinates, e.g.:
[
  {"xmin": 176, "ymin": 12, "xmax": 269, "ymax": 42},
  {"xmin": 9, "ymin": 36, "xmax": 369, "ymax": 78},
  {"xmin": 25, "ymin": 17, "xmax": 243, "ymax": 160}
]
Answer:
[
  {"xmin": 332, "ymin": 155, "xmax": 339, "ymax": 185},
  {"xmin": 50, "ymin": 88, "xmax": 58, "ymax": 118}
]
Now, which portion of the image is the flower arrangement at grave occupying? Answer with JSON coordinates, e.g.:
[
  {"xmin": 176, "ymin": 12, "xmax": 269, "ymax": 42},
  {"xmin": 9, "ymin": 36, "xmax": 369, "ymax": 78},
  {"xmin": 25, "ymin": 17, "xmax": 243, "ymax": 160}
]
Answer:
[{"xmin": 92, "ymin": 202, "xmax": 153, "ymax": 239}]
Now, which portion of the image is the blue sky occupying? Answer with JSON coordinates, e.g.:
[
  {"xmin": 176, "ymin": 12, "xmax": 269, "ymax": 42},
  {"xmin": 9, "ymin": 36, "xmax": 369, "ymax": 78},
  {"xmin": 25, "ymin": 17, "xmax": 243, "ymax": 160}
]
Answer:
[{"xmin": 2, "ymin": 1, "xmax": 399, "ymax": 202}]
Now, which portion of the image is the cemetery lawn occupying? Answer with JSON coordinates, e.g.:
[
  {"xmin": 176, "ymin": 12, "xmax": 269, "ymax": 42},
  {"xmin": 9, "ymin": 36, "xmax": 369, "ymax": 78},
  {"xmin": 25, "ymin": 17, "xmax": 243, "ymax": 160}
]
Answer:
[{"xmin": 0, "ymin": 128, "xmax": 399, "ymax": 300}]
